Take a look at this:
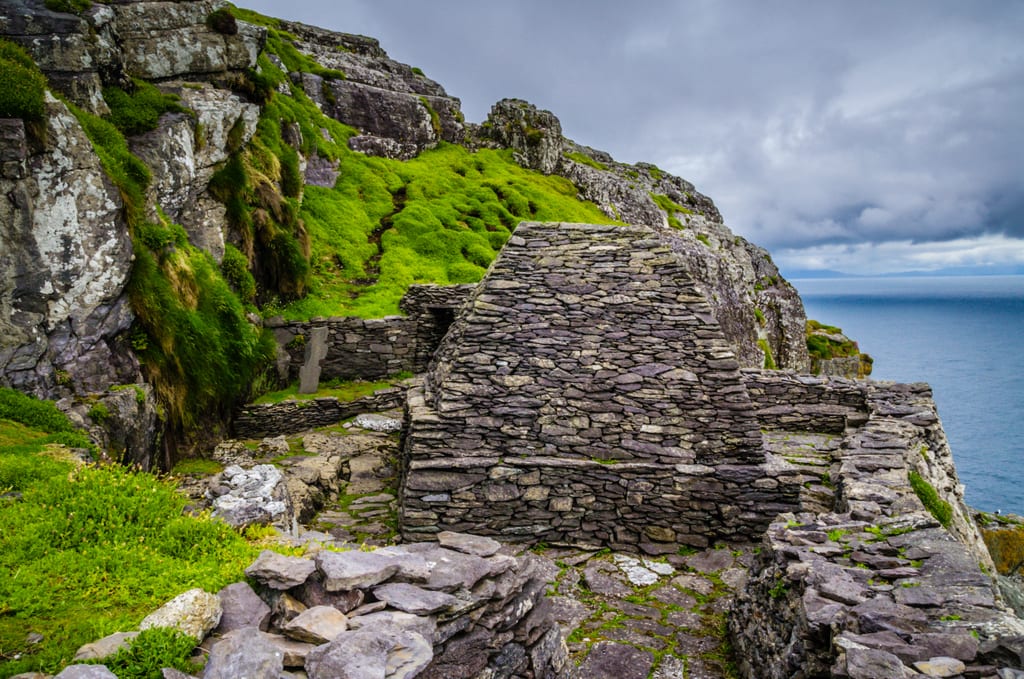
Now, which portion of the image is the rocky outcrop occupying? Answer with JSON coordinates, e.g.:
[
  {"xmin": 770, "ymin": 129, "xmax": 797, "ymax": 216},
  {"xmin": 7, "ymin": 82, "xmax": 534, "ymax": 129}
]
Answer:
[
  {"xmin": 130, "ymin": 83, "xmax": 260, "ymax": 259},
  {"xmin": 0, "ymin": 0, "xmax": 265, "ymax": 114},
  {"xmin": 278, "ymin": 19, "xmax": 465, "ymax": 159},
  {"xmin": 0, "ymin": 95, "xmax": 137, "ymax": 398}
]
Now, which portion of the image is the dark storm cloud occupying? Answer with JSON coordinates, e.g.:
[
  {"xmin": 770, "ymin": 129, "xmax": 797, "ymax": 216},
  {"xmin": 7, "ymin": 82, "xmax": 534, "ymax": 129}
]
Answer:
[{"xmin": 243, "ymin": 0, "xmax": 1024, "ymax": 273}]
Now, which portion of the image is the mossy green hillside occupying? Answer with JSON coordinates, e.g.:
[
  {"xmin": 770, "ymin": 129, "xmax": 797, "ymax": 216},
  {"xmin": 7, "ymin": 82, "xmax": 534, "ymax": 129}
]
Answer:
[
  {"xmin": 204, "ymin": 17, "xmax": 615, "ymax": 319},
  {"xmin": 0, "ymin": 391, "xmax": 260, "ymax": 677}
]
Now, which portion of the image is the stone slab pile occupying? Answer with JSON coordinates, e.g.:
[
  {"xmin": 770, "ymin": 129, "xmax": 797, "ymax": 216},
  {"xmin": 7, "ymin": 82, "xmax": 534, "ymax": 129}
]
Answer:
[
  {"xmin": 401, "ymin": 223, "xmax": 797, "ymax": 550},
  {"xmin": 62, "ymin": 532, "xmax": 568, "ymax": 679}
]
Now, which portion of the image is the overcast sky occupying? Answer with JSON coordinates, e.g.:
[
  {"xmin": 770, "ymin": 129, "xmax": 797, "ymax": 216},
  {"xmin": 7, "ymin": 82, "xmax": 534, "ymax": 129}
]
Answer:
[{"xmin": 243, "ymin": 0, "xmax": 1024, "ymax": 276}]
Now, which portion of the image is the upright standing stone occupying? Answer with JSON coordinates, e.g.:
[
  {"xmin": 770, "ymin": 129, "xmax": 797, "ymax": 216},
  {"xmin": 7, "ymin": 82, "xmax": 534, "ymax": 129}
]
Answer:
[{"xmin": 299, "ymin": 326, "xmax": 329, "ymax": 394}]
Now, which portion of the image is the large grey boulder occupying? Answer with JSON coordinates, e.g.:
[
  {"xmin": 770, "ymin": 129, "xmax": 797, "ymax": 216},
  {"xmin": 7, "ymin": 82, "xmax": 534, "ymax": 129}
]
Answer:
[
  {"xmin": 215, "ymin": 582, "xmax": 271, "ymax": 633},
  {"xmin": 304, "ymin": 627, "xmax": 432, "ymax": 679},
  {"xmin": 140, "ymin": 588, "xmax": 221, "ymax": 641},
  {"xmin": 202, "ymin": 627, "xmax": 284, "ymax": 679}
]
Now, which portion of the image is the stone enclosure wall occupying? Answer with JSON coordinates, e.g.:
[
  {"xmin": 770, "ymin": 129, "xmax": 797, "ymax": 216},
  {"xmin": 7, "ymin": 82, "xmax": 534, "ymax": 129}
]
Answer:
[
  {"xmin": 400, "ymin": 223, "xmax": 799, "ymax": 551},
  {"xmin": 265, "ymin": 284, "xmax": 475, "ymax": 384}
]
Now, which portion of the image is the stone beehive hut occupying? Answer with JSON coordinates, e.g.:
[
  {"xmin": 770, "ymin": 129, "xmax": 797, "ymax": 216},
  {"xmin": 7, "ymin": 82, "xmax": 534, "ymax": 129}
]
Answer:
[{"xmin": 400, "ymin": 222, "xmax": 797, "ymax": 550}]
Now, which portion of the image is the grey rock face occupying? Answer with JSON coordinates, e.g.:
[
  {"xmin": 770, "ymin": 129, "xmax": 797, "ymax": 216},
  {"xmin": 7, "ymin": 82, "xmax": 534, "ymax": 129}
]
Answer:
[
  {"xmin": 0, "ymin": 95, "xmax": 137, "ymax": 397},
  {"xmin": 202, "ymin": 627, "xmax": 284, "ymax": 679}
]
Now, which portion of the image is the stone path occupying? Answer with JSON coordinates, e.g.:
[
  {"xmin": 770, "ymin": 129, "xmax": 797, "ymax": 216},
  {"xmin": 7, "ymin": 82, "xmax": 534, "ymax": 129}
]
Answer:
[{"xmin": 534, "ymin": 544, "xmax": 755, "ymax": 679}]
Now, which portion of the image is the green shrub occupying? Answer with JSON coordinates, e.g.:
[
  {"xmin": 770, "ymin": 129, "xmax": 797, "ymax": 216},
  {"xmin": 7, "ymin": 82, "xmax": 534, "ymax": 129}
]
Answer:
[
  {"xmin": 86, "ymin": 402, "xmax": 109, "ymax": 424},
  {"xmin": 96, "ymin": 627, "xmax": 200, "ymax": 679},
  {"xmin": 103, "ymin": 79, "xmax": 188, "ymax": 136},
  {"xmin": 220, "ymin": 244, "xmax": 257, "ymax": 302},
  {"xmin": 0, "ymin": 40, "xmax": 47, "ymax": 121},
  {"xmin": 908, "ymin": 470, "xmax": 953, "ymax": 528},
  {"xmin": 0, "ymin": 456, "xmax": 257, "ymax": 674}
]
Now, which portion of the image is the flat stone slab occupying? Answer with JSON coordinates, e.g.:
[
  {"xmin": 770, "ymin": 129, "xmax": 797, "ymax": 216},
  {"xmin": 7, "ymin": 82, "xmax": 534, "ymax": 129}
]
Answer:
[
  {"xmin": 73, "ymin": 631, "xmax": 138, "ymax": 662},
  {"xmin": 283, "ymin": 605, "xmax": 348, "ymax": 644},
  {"xmin": 437, "ymin": 531, "xmax": 502, "ymax": 557},
  {"xmin": 216, "ymin": 581, "xmax": 271, "ymax": 633},
  {"xmin": 352, "ymin": 413, "xmax": 402, "ymax": 432},
  {"xmin": 316, "ymin": 550, "xmax": 400, "ymax": 591},
  {"xmin": 245, "ymin": 550, "xmax": 317, "ymax": 590},
  {"xmin": 574, "ymin": 641, "xmax": 654, "ymax": 679},
  {"xmin": 373, "ymin": 583, "xmax": 458, "ymax": 615}
]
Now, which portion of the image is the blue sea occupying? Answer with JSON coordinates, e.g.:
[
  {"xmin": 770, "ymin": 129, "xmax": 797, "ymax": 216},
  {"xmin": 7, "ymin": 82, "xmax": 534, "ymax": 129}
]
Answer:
[{"xmin": 794, "ymin": 275, "xmax": 1024, "ymax": 514}]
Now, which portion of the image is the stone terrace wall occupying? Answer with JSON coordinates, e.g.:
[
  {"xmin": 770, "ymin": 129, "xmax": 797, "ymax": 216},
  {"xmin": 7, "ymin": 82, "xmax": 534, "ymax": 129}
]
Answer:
[
  {"xmin": 742, "ymin": 369, "xmax": 869, "ymax": 433},
  {"xmin": 233, "ymin": 387, "xmax": 406, "ymax": 439},
  {"xmin": 265, "ymin": 284, "xmax": 475, "ymax": 384},
  {"xmin": 730, "ymin": 380, "xmax": 1021, "ymax": 678},
  {"xmin": 400, "ymin": 222, "xmax": 796, "ymax": 551}
]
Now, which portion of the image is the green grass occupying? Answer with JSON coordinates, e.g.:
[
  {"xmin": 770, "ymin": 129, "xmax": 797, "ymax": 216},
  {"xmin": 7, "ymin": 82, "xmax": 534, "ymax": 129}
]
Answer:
[
  {"xmin": 253, "ymin": 374, "xmax": 407, "ymax": 405},
  {"xmin": 909, "ymin": 470, "xmax": 953, "ymax": 528},
  {"xmin": 758, "ymin": 338, "xmax": 777, "ymax": 370},
  {"xmin": 92, "ymin": 627, "xmax": 200, "ymax": 679},
  {"xmin": 649, "ymin": 193, "xmax": 692, "ymax": 230},
  {"xmin": 0, "ymin": 399, "xmax": 260, "ymax": 676},
  {"xmin": 806, "ymin": 320, "xmax": 862, "ymax": 360},
  {"xmin": 0, "ymin": 40, "xmax": 47, "ymax": 121},
  {"xmin": 103, "ymin": 79, "xmax": 188, "ymax": 136},
  {"xmin": 564, "ymin": 151, "xmax": 608, "ymax": 171},
  {"xmin": 286, "ymin": 143, "xmax": 615, "ymax": 319}
]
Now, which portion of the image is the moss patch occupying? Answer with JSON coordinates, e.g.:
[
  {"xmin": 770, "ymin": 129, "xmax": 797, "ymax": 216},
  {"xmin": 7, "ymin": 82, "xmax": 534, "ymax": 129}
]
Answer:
[
  {"xmin": 0, "ymin": 40, "xmax": 47, "ymax": 122},
  {"xmin": 908, "ymin": 470, "xmax": 953, "ymax": 528}
]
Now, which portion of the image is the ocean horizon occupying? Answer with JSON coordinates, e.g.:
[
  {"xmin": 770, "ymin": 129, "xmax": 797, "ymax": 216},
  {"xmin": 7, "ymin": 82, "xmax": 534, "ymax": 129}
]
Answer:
[{"xmin": 794, "ymin": 274, "xmax": 1024, "ymax": 515}]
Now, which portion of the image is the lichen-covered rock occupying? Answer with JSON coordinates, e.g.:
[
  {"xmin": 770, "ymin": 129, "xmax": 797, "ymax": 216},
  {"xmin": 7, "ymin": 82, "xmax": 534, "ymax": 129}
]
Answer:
[
  {"xmin": 0, "ymin": 94, "xmax": 138, "ymax": 398},
  {"xmin": 139, "ymin": 588, "xmax": 221, "ymax": 641},
  {"xmin": 209, "ymin": 464, "xmax": 291, "ymax": 529},
  {"xmin": 480, "ymin": 98, "xmax": 563, "ymax": 174}
]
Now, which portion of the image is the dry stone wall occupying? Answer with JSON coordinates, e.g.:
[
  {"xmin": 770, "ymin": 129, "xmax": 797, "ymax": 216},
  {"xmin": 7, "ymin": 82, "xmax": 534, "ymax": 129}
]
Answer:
[
  {"xmin": 400, "ymin": 223, "xmax": 797, "ymax": 551},
  {"xmin": 266, "ymin": 284, "xmax": 474, "ymax": 384}
]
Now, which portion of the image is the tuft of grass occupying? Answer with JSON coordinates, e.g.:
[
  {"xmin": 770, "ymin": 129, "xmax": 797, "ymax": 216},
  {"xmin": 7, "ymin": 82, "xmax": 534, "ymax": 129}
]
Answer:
[
  {"xmin": 908, "ymin": 470, "xmax": 953, "ymax": 528},
  {"xmin": 0, "ymin": 388, "xmax": 93, "ymax": 451},
  {"xmin": 43, "ymin": 0, "xmax": 91, "ymax": 13},
  {"xmin": 758, "ymin": 338, "xmax": 777, "ymax": 370},
  {"xmin": 103, "ymin": 79, "xmax": 188, "ymax": 136},
  {"xmin": 0, "ymin": 40, "xmax": 47, "ymax": 121},
  {"xmin": 564, "ymin": 151, "xmax": 608, "ymax": 171},
  {"xmin": 93, "ymin": 627, "xmax": 200, "ymax": 679},
  {"xmin": 170, "ymin": 458, "xmax": 224, "ymax": 476}
]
